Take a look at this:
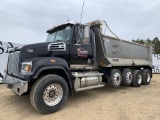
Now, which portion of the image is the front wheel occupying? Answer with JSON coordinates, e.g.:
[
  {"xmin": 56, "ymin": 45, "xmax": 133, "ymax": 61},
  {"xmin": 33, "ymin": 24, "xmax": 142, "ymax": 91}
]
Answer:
[{"xmin": 30, "ymin": 75, "xmax": 69, "ymax": 114}]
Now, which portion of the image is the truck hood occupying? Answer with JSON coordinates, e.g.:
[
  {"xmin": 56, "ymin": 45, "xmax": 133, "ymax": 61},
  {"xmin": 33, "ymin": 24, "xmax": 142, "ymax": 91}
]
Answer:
[{"xmin": 20, "ymin": 41, "xmax": 68, "ymax": 61}]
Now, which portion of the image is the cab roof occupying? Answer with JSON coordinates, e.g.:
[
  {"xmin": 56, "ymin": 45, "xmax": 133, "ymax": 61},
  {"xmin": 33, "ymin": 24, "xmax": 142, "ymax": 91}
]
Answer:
[{"xmin": 46, "ymin": 20, "xmax": 77, "ymax": 33}]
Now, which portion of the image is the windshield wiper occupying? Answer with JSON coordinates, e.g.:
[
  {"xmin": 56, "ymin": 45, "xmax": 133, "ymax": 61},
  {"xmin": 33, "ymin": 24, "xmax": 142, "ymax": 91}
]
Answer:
[{"xmin": 57, "ymin": 40, "xmax": 63, "ymax": 41}]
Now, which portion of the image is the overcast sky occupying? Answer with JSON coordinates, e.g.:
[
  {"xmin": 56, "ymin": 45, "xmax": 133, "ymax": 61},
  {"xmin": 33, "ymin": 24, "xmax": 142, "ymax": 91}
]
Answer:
[{"xmin": 0, "ymin": 0, "xmax": 160, "ymax": 44}]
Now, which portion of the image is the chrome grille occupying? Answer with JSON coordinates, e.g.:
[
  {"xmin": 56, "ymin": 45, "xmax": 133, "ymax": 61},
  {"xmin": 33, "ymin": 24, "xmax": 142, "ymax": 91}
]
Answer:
[
  {"xmin": 8, "ymin": 51, "xmax": 20, "ymax": 76},
  {"xmin": 48, "ymin": 42, "xmax": 66, "ymax": 51}
]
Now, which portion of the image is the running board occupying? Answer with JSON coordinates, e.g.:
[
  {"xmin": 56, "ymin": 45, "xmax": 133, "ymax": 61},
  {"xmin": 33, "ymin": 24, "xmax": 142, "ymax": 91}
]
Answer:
[{"xmin": 75, "ymin": 84, "xmax": 105, "ymax": 92}]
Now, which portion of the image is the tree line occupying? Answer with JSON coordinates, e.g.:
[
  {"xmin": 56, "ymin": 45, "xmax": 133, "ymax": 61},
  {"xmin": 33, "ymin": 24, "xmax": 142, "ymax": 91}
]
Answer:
[{"xmin": 132, "ymin": 37, "xmax": 160, "ymax": 54}]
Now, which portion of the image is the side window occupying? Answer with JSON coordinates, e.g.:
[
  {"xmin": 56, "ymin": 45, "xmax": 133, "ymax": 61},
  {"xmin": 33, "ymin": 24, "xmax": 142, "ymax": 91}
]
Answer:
[
  {"xmin": 74, "ymin": 25, "xmax": 90, "ymax": 45},
  {"xmin": 74, "ymin": 26, "xmax": 83, "ymax": 44}
]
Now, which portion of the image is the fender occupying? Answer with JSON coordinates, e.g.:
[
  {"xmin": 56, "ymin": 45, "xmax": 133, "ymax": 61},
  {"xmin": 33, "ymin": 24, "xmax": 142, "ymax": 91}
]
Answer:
[
  {"xmin": 19, "ymin": 57, "xmax": 74, "ymax": 92},
  {"xmin": 33, "ymin": 66, "xmax": 71, "ymax": 80},
  {"xmin": 32, "ymin": 66, "xmax": 74, "ymax": 94}
]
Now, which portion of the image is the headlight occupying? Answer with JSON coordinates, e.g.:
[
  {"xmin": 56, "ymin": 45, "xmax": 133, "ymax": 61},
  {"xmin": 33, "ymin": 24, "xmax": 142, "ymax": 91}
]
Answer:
[{"xmin": 21, "ymin": 62, "xmax": 32, "ymax": 73}]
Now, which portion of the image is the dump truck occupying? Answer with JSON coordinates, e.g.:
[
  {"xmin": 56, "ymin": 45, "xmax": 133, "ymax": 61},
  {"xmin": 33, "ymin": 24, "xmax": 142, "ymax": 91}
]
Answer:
[{"xmin": 4, "ymin": 20, "xmax": 152, "ymax": 114}]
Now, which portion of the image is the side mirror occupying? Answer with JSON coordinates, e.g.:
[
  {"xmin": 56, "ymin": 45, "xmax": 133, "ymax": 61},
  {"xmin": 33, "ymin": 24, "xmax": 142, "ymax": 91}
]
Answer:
[
  {"xmin": 84, "ymin": 25, "xmax": 90, "ymax": 39},
  {"xmin": 81, "ymin": 25, "xmax": 90, "ymax": 45}
]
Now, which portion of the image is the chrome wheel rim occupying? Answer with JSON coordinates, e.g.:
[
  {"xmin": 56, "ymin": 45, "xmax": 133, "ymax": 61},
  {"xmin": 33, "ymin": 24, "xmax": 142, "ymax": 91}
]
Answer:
[
  {"xmin": 43, "ymin": 84, "xmax": 63, "ymax": 106},
  {"xmin": 147, "ymin": 73, "xmax": 151, "ymax": 83},
  {"xmin": 137, "ymin": 74, "xmax": 142, "ymax": 84},
  {"xmin": 126, "ymin": 72, "xmax": 132, "ymax": 83},
  {"xmin": 113, "ymin": 72, "xmax": 121, "ymax": 85}
]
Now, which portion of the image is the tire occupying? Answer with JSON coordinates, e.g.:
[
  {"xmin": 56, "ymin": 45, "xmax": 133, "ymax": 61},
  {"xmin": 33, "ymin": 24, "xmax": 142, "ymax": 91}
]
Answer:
[
  {"xmin": 30, "ymin": 74, "xmax": 69, "ymax": 114},
  {"xmin": 122, "ymin": 68, "xmax": 132, "ymax": 86},
  {"xmin": 108, "ymin": 69, "xmax": 122, "ymax": 88},
  {"xmin": 132, "ymin": 70, "xmax": 142, "ymax": 87},
  {"xmin": 142, "ymin": 69, "xmax": 151, "ymax": 85}
]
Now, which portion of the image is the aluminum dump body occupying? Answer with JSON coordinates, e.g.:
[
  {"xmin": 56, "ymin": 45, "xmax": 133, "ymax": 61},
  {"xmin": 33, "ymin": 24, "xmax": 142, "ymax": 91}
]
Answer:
[
  {"xmin": 103, "ymin": 36, "xmax": 152, "ymax": 66},
  {"xmin": 93, "ymin": 27, "xmax": 152, "ymax": 67}
]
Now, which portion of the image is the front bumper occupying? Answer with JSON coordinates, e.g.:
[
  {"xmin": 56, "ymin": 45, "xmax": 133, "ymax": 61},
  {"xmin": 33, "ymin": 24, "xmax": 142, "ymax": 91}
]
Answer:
[{"xmin": 4, "ymin": 75, "xmax": 28, "ymax": 96}]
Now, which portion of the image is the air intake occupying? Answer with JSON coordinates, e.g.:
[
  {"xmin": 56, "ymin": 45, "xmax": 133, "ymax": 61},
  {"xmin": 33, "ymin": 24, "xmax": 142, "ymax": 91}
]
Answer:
[{"xmin": 48, "ymin": 42, "xmax": 66, "ymax": 51}]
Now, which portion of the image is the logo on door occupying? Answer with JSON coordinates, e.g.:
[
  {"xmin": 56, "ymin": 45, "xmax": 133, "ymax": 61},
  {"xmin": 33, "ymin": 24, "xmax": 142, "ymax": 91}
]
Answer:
[{"xmin": 77, "ymin": 47, "xmax": 88, "ymax": 57}]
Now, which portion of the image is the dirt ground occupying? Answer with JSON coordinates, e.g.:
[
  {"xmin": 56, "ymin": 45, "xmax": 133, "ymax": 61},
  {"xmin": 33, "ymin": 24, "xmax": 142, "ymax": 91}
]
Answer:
[{"xmin": 0, "ymin": 74, "xmax": 160, "ymax": 120}]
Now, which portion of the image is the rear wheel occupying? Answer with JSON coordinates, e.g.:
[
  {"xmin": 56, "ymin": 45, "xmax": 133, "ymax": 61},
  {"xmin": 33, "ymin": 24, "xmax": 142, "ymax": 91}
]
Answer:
[
  {"xmin": 30, "ymin": 74, "xmax": 69, "ymax": 114},
  {"xmin": 132, "ymin": 70, "xmax": 142, "ymax": 87},
  {"xmin": 122, "ymin": 68, "xmax": 132, "ymax": 86},
  {"xmin": 142, "ymin": 69, "xmax": 151, "ymax": 85},
  {"xmin": 108, "ymin": 69, "xmax": 122, "ymax": 88}
]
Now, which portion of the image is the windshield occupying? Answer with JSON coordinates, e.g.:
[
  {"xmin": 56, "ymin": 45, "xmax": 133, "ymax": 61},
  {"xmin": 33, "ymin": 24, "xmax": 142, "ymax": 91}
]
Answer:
[{"xmin": 46, "ymin": 25, "xmax": 72, "ymax": 42}]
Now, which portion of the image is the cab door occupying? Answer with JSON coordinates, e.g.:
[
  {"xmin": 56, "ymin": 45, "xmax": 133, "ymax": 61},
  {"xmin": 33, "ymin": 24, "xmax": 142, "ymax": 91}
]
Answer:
[{"xmin": 70, "ymin": 25, "xmax": 94, "ymax": 68}]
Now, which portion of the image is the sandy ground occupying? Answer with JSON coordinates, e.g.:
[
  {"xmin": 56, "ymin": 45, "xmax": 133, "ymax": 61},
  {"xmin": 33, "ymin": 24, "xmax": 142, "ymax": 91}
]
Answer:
[{"xmin": 0, "ymin": 74, "xmax": 160, "ymax": 120}]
